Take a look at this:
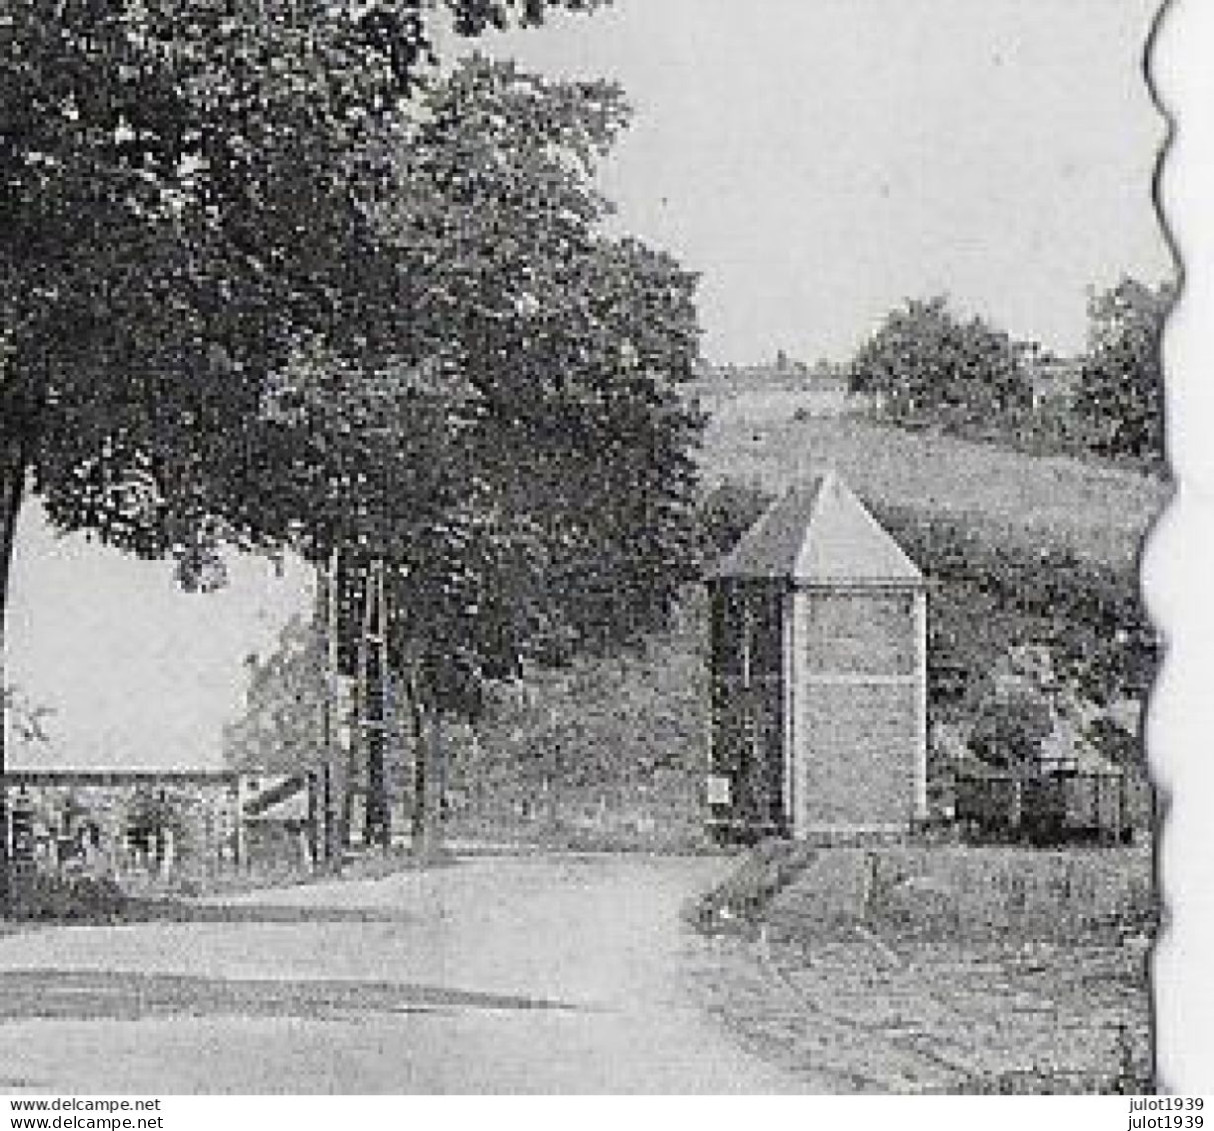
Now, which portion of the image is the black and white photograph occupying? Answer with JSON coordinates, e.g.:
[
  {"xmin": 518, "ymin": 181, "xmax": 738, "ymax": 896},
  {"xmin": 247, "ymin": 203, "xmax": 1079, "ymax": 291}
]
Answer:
[{"xmin": 0, "ymin": 0, "xmax": 1204, "ymax": 1097}]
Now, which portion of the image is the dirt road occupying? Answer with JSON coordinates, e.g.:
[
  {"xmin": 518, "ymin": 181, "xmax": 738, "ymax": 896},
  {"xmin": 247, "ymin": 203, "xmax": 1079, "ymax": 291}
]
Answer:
[{"xmin": 0, "ymin": 854, "xmax": 816, "ymax": 1094}]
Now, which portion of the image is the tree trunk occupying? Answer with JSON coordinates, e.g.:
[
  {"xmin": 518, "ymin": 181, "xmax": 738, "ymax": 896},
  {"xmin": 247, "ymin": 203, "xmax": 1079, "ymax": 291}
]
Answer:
[
  {"xmin": 315, "ymin": 564, "xmax": 335, "ymax": 867},
  {"xmin": 407, "ymin": 669, "xmax": 428, "ymax": 857},
  {"xmin": 361, "ymin": 560, "xmax": 390, "ymax": 851},
  {"xmin": 0, "ymin": 450, "xmax": 29, "ymax": 915},
  {"xmin": 319, "ymin": 548, "xmax": 350, "ymax": 864},
  {"xmin": 406, "ymin": 667, "xmax": 442, "ymax": 860}
]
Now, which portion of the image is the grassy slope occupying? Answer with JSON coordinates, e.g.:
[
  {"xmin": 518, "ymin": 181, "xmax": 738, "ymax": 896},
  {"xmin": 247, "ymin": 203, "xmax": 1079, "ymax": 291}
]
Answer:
[
  {"xmin": 448, "ymin": 604, "xmax": 713, "ymax": 850},
  {"xmin": 456, "ymin": 400, "xmax": 1162, "ymax": 846},
  {"xmin": 698, "ymin": 407, "xmax": 1166, "ymax": 567},
  {"xmin": 690, "ymin": 841, "xmax": 1152, "ymax": 1092}
]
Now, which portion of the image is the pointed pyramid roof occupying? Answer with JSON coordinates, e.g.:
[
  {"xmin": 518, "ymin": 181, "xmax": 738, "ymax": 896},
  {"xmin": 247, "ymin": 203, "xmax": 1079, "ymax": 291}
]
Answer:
[{"xmin": 710, "ymin": 472, "xmax": 923, "ymax": 586}]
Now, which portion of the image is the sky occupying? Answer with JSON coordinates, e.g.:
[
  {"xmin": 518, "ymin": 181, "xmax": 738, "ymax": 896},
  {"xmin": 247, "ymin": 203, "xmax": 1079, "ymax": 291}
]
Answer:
[
  {"xmin": 484, "ymin": 0, "xmax": 1172, "ymax": 364},
  {"xmin": 6, "ymin": 506, "xmax": 312, "ymax": 770},
  {"xmin": 5, "ymin": 0, "xmax": 1173, "ymax": 771}
]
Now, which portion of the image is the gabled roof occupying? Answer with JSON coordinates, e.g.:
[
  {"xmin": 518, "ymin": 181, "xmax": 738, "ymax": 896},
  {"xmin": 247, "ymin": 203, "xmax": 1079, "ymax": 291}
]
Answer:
[{"xmin": 709, "ymin": 472, "xmax": 923, "ymax": 586}]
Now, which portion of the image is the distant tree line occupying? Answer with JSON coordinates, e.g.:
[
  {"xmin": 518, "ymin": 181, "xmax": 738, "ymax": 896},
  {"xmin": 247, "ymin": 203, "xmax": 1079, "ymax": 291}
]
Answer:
[{"xmin": 844, "ymin": 277, "xmax": 1172, "ymax": 469}]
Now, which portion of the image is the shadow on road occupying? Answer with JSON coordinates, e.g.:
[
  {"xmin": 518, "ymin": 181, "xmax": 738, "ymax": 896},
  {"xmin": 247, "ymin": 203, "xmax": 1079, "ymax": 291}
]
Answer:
[
  {"xmin": 0, "ymin": 969, "xmax": 584, "ymax": 1022},
  {"xmin": 130, "ymin": 900, "xmax": 419, "ymax": 925},
  {"xmin": 3, "ymin": 899, "xmax": 422, "ymax": 931}
]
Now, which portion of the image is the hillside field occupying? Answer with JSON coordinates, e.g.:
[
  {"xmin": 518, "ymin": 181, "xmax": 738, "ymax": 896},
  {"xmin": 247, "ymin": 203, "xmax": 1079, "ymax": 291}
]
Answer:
[
  {"xmin": 697, "ymin": 401, "xmax": 1167, "ymax": 567},
  {"xmin": 449, "ymin": 398, "xmax": 1163, "ymax": 850},
  {"xmin": 435, "ymin": 395, "xmax": 1161, "ymax": 1094}
]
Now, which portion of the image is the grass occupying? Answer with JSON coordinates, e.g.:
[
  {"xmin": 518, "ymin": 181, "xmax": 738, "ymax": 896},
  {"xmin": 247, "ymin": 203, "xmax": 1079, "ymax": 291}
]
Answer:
[
  {"xmin": 690, "ymin": 841, "xmax": 1154, "ymax": 1093},
  {"xmin": 446, "ymin": 620, "xmax": 714, "ymax": 853},
  {"xmin": 448, "ymin": 396, "xmax": 1162, "ymax": 851},
  {"xmin": 692, "ymin": 840, "xmax": 1153, "ymax": 942},
  {"xmin": 699, "ymin": 406, "xmax": 1166, "ymax": 567}
]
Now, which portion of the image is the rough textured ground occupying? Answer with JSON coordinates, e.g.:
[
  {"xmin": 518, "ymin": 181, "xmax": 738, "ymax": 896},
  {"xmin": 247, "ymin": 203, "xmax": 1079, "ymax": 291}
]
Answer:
[
  {"xmin": 699, "ymin": 408, "xmax": 1164, "ymax": 566},
  {"xmin": 690, "ymin": 844, "xmax": 1152, "ymax": 1093},
  {"xmin": 686, "ymin": 928, "xmax": 1149, "ymax": 1094}
]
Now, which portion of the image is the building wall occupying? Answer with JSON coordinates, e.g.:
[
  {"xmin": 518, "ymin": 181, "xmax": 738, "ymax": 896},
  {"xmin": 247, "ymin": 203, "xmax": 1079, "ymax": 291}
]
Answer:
[
  {"xmin": 5, "ymin": 775, "xmax": 244, "ymax": 876},
  {"xmin": 708, "ymin": 581, "xmax": 788, "ymax": 835},
  {"xmin": 795, "ymin": 681, "xmax": 918, "ymax": 828},
  {"xmin": 789, "ymin": 586, "xmax": 926, "ymax": 836}
]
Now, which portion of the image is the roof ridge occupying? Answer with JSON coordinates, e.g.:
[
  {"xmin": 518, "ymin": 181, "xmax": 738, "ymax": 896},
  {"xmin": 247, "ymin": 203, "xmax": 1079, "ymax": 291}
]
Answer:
[
  {"xmin": 792, "ymin": 470, "xmax": 838, "ymax": 578},
  {"xmin": 710, "ymin": 471, "xmax": 923, "ymax": 585}
]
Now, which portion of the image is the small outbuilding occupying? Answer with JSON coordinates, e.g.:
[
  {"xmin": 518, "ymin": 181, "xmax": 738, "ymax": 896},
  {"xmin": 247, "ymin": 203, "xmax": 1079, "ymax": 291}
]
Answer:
[{"xmin": 706, "ymin": 472, "xmax": 927, "ymax": 841}]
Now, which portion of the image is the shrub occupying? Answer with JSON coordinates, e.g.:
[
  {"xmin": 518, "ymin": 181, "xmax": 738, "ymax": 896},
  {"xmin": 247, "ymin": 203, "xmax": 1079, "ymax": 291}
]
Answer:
[
  {"xmin": 6, "ymin": 871, "xmax": 129, "ymax": 921},
  {"xmin": 872, "ymin": 501, "xmax": 1155, "ymax": 710},
  {"xmin": 968, "ymin": 688, "xmax": 1055, "ymax": 769},
  {"xmin": 696, "ymin": 478, "xmax": 773, "ymax": 564}
]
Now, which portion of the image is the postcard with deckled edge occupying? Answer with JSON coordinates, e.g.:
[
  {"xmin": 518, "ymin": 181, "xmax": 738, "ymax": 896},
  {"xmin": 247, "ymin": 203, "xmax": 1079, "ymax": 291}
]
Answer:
[{"xmin": 0, "ymin": 0, "xmax": 1201, "ymax": 1097}]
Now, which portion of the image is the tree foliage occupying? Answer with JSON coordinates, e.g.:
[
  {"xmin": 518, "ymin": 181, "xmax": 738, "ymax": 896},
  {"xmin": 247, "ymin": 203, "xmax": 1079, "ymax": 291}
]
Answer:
[
  {"xmin": 206, "ymin": 56, "xmax": 704, "ymax": 849},
  {"xmin": 696, "ymin": 479, "xmax": 773, "ymax": 566},
  {"xmin": 967, "ymin": 687, "xmax": 1054, "ymax": 770},
  {"xmin": 223, "ymin": 616, "xmax": 326, "ymax": 773},
  {"xmin": 1, "ymin": 0, "xmax": 605, "ymax": 587},
  {"xmin": 847, "ymin": 296, "xmax": 1033, "ymax": 426},
  {"xmin": 1072, "ymin": 277, "xmax": 1171, "ymax": 462},
  {"xmin": 2, "ymin": 0, "xmax": 683, "ymax": 866},
  {"xmin": 0, "ymin": 6, "xmax": 663, "ymax": 661},
  {"xmin": 254, "ymin": 58, "xmax": 703, "ymax": 716}
]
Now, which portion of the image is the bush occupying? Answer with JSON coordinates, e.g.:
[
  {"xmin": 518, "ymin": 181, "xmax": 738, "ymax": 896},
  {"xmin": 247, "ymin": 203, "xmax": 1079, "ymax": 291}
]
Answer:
[
  {"xmin": 968, "ymin": 688, "xmax": 1055, "ymax": 769},
  {"xmin": 872, "ymin": 502, "xmax": 1156, "ymax": 710},
  {"xmin": 696, "ymin": 479, "xmax": 774, "ymax": 564},
  {"xmin": 5, "ymin": 871, "xmax": 129, "ymax": 921}
]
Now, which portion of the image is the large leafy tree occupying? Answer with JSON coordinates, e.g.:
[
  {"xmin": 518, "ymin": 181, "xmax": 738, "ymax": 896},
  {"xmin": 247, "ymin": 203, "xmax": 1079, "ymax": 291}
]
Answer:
[
  {"xmin": 1, "ymin": 0, "xmax": 606, "ymax": 570},
  {"xmin": 1072, "ymin": 277, "xmax": 1172, "ymax": 463},
  {"xmin": 249, "ymin": 58, "xmax": 703, "ymax": 850},
  {"xmin": 847, "ymin": 296, "xmax": 1033, "ymax": 425},
  {"xmin": 0, "ymin": 0, "xmax": 607, "ymax": 894}
]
